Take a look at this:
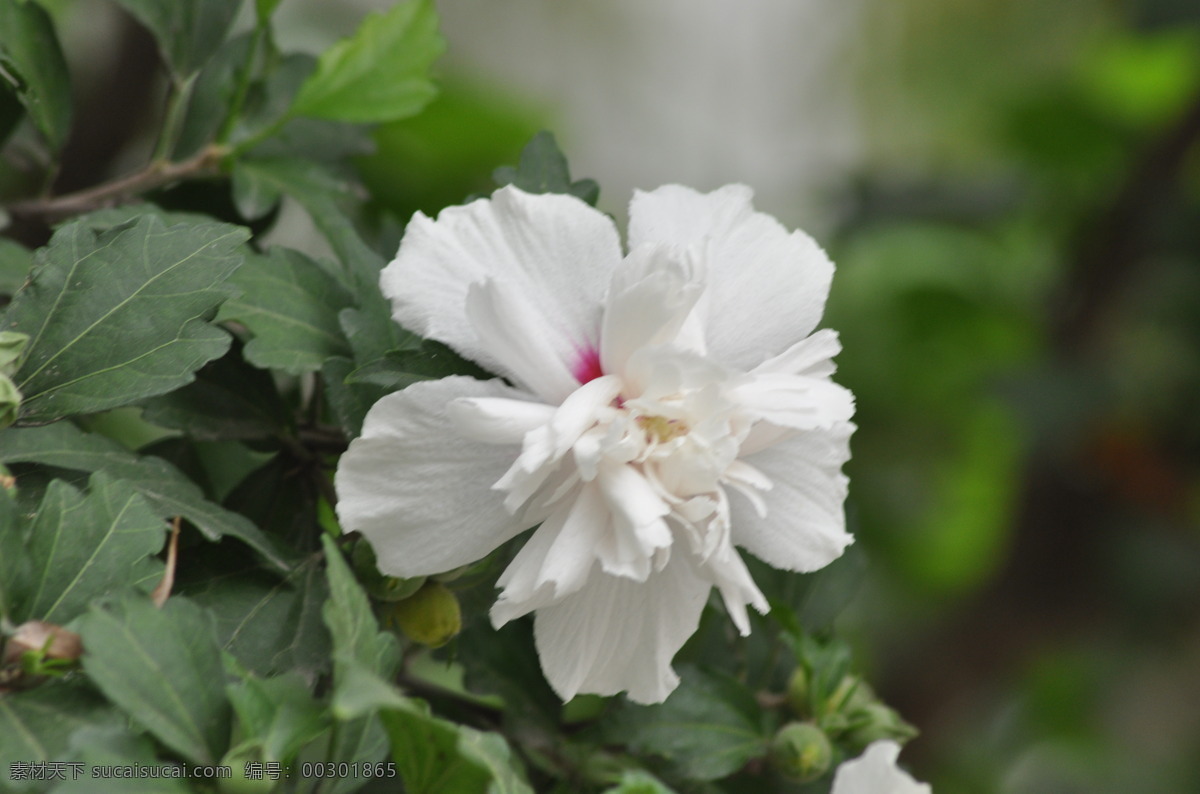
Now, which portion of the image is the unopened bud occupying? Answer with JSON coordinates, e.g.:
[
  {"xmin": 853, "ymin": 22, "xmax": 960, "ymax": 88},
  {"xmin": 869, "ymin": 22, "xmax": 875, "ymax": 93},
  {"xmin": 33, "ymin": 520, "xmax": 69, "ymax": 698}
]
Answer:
[
  {"xmin": 0, "ymin": 331, "xmax": 29, "ymax": 376},
  {"xmin": 769, "ymin": 721, "xmax": 833, "ymax": 784},
  {"xmin": 826, "ymin": 674, "xmax": 874, "ymax": 716},
  {"xmin": 383, "ymin": 580, "xmax": 462, "ymax": 648},
  {"xmin": 3, "ymin": 621, "xmax": 83, "ymax": 665},
  {"xmin": 786, "ymin": 666, "xmax": 811, "ymax": 716},
  {"xmin": 842, "ymin": 702, "xmax": 919, "ymax": 751},
  {"xmin": 0, "ymin": 373, "xmax": 21, "ymax": 430}
]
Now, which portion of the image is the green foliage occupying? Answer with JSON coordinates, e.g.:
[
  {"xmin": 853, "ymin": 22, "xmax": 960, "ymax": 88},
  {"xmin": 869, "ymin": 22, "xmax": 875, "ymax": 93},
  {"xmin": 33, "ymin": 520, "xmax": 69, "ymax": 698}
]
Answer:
[
  {"xmin": 0, "ymin": 0, "xmax": 72, "ymax": 150},
  {"xmin": 493, "ymin": 131, "xmax": 601, "ymax": 206},
  {"xmin": 291, "ymin": 0, "xmax": 444, "ymax": 124},
  {"xmin": 111, "ymin": 0, "xmax": 241, "ymax": 81},
  {"xmin": 2, "ymin": 215, "xmax": 248, "ymax": 423}
]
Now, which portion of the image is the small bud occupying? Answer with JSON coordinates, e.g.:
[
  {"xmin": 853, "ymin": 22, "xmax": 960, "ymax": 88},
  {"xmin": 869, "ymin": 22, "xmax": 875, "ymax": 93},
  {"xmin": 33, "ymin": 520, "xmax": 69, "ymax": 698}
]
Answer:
[
  {"xmin": 383, "ymin": 580, "xmax": 462, "ymax": 648},
  {"xmin": 842, "ymin": 703, "xmax": 919, "ymax": 752},
  {"xmin": 769, "ymin": 721, "xmax": 833, "ymax": 784},
  {"xmin": 3, "ymin": 621, "xmax": 83, "ymax": 666},
  {"xmin": 0, "ymin": 373, "xmax": 22, "ymax": 430},
  {"xmin": 350, "ymin": 539, "xmax": 426, "ymax": 601},
  {"xmin": 786, "ymin": 666, "xmax": 810, "ymax": 716},
  {"xmin": 825, "ymin": 674, "xmax": 874, "ymax": 716},
  {"xmin": 0, "ymin": 331, "xmax": 29, "ymax": 376}
]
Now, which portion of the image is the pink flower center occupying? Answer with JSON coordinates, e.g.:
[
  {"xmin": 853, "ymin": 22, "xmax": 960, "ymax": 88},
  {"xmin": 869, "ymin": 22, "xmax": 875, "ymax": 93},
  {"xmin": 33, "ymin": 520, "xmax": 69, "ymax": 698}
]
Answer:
[{"xmin": 572, "ymin": 345, "xmax": 604, "ymax": 385}]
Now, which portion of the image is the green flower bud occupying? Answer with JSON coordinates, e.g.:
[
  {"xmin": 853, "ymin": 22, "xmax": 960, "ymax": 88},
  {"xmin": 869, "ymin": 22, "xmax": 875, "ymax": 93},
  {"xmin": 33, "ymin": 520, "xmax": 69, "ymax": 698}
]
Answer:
[
  {"xmin": 825, "ymin": 673, "xmax": 874, "ymax": 716},
  {"xmin": 842, "ymin": 702, "xmax": 919, "ymax": 752},
  {"xmin": 384, "ymin": 580, "xmax": 462, "ymax": 648},
  {"xmin": 0, "ymin": 373, "xmax": 22, "ymax": 430},
  {"xmin": 350, "ymin": 539, "xmax": 426, "ymax": 601},
  {"xmin": 786, "ymin": 666, "xmax": 811, "ymax": 716},
  {"xmin": 218, "ymin": 747, "xmax": 275, "ymax": 794},
  {"xmin": 769, "ymin": 721, "xmax": 833, "ymax": 784}
]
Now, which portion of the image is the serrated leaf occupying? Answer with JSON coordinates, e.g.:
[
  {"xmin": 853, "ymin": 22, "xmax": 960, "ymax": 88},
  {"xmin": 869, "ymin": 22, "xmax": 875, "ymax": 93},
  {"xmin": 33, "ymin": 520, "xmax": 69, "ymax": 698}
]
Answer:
[
  {"xmin": 0, "ymin": 680, "xmax": 121, "ymax": 771},
  {"xmin": 290, "ymin": 0, "xmax": 444, "ymax": 123},
  {"xmin": 186, "ymin": 560, "xmax": 331, "ymax": 676},
  {"xmin": 10, "ymin": 472, "xmax": 165, "ymax": 625},
  {"xmin": 0, "ymin": 0, "xmax": 72, "ymax": 151},
  {"xmin": 78, "ymin": 595, "xmax": 232, "ymax": 765},
  {"xmin": 493, "ymin": 131, "xmax": 600, "ymax": 206},
  {"xmin": 217, "ymin": 247, "xmax": 355, "ymax": 374},
  {"xmin": 0, "ymin": 422, "xmax": 296, "ymax": 571},
  {"xmin": 111, "ymin": 0, "xmax": 240, "ymax": 79},
  {"xmin": 226, "ymin": 672, "xmax": 329, "ymax": 763},
  {"xmin": 346, "ymin": 340, "xmax": 492, "ymax": 390},
  {"xmin": 3, "ymin": 215, "xmax": 249, "ymax": 423},
  {"xmin": 599, "ymin": 666, "xmax": 771, "ymax": 781}
]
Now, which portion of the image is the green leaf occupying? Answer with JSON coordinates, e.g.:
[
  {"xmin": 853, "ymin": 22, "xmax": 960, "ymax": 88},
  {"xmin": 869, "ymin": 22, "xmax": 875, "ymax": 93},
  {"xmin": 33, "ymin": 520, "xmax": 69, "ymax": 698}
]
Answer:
[
  {"xmin": 58, "ymin": 726, "xmax": 191, "ymax": 794},
  {"xmin": 217, "ymin": 247, "xmax": 355, "ymax": 374},
  {"xmin": 0, "ymin": 0, "xmax": 72, "ymax": 151},
  {"xmin": 9, "ymin": 472, "xmax": 165, "ymax": 625},
  {"xmin": 602, "ymin": 771, "xmax": 679, "ymax": 794},
  {"xmin": 0, "ymin": 680, "xmax": 121, "ymax": 769},
  {"xmin": 599, "ymin": 666, "xmax": 771, "ymax": 781},
  {"xmin": 0, "ymin": 422, "xmax": 296, "ymax": 571},
  {"xmin": 493, "ymin": 131, "xmax": 600, "ymax": 206},
  {"xmin": 321, "ymin": 355, "xmax": 384, "ymax": 438},
  {"xmin": 3, "ymin": 214, "xmax": 249, "ymax": 423},
  {"xmin": 320, "ymin": 533, "xmax": 399, "ymax": 679},
  {"xmin": 346, "ymin": 340, "xmax": 492, "ymax": 390},
  {"xmin": 255, "ymin": 0, "xmax": 283, "ymax": 26},
  {"xmin": 226, "ymin": 672, "xmax": 329, "ymax": 763},
  {"xmin": 290, "ymin": 0, "xmax": 444, "ymax": 123},
  {"xmin": 77, "ymin": 594, "xmax": 232, "ymax": 765},
  {"xmin": 111, "ymin": 0, "xmax": 241, "ymax": 79},
  {"xmin": 0, "ymin": 237, "xmax": 33, "ymax": 296},
  {"xmin": 0, "ymin": 485, "xmax": 29, "ymax": 622},
  {"xmin": 174, "ymin": 31, "xmax": 254, "ymax": 157},
  {"xmin": 138, "ymin": 346, "xmax": 287, "ymax": 441},
  {"xmin": 186, "ymin": 561, "xmax": 331, "ymax": 676}
]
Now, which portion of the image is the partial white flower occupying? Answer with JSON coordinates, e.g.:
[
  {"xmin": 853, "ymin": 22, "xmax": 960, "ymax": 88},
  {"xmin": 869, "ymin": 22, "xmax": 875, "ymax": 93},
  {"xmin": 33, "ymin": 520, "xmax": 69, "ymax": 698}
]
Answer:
[
  {"xmin": 335, "ymin": 184, "xmax": 855, "ymax": 703},
  {"xmin": 831, "ymin": 741, "xmax": 931, "ymax": 794}
]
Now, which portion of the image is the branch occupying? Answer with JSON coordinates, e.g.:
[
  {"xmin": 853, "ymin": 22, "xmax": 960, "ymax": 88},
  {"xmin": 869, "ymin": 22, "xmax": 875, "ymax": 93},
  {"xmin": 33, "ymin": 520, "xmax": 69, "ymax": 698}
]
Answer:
[{"xmin": 5, "ymin": 145, "xmax": 227, "ymax": 224}]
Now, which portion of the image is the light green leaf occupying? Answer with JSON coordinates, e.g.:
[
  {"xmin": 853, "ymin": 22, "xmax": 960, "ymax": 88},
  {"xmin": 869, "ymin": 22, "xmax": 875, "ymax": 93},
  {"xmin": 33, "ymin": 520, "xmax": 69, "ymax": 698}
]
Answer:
[
  {"xmin": 226, "ymin": 672, "xmax": 329, "ymax": 763},
  {"xmin": 599, "ymin": 666, "xmax": 771, "ymax": 781},
  {"xmin": 10, "ymin": 472, "xmax": 165, "ymax": 625},
  {"xmin": 255, "ymin": 0, "xmax": 283, "ymax": 26},
  {"xmin": 111, "ymin": 0, "xmax": 241, "ymax": 79},
  {"xmin": 217, "ymin": 247, "xmax": 354, "ymax": 374},
  {"xmin": 0, "ymin": 0, "xmax": 72, "ymax": 150},
  {"xmin": 290, "ymin": 0, "xmax": 444, "ymax": 123},
  {"xmin": 0, "ymin": 680, "xmax": 121, "ymax": 772},
  {"xmin": 3, "ymin": 214, "xmax": 249, "ymax": 423},
  {"xmin": 78, "ymin": 595, "xmax": 232, "ymax": 765},
  {"xmin": 186, "ymin": 560, "xmax": 331, "ymax": 676},
  {"xmin": 0, "ymin": 422, "xmax": 296, "ymax": 571}
]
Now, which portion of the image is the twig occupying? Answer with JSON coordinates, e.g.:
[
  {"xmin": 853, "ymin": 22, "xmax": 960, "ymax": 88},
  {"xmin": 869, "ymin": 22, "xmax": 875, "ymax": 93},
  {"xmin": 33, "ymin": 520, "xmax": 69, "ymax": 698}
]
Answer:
[{"xmin": 5, "ymin": 145, "xmax": 227, "ymax": 223}]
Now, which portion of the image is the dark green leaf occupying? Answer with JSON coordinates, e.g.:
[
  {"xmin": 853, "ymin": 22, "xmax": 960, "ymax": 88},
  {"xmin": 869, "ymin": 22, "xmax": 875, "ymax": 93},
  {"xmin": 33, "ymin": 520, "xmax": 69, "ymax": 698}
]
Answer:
[
  {"xmin": 0, "ymin": 422, "xmax": 296, "ymax": 571},
  {"xmin": 290, "ymin": 0, "xmax": 444, "ymax": 123},
  {"xmin": 493, "ymin": 131, "xmax": 600, "ymax": 206},
  {"xmin": 0, "ymin": 0, "xmax": 72, "ymax": 150},
  {"xmin": 111, "ymin": 0, "xmax": 241, "ymax": 79},
  {"xmin": 217, "ymin": 247, "xmax": 355, "ymax": 374},
  {"xmin": 185, "ymin": 560, "xmax": 331, "ymax": 677},
  {"xmin": 346, "ymin": 340, "xmax": 492, "ymax": 390},
  {"xmin": 599, "ymin": 666, "xmax": 771, "ymax": 781},
  {"xmin": 58, "ymin": 726, "xmax": 190, "ymax": 793},
  {"xmin": 3, "ymin": 214, "xmax": 248, "ymax": 423},
  {"xmin": 174, "ymin": 32, "xmax": 253, "ymax": 157},
  {"xmin": 321, "ymin": 355, "xmax": 384, "ymax": 438},
  {"xmin": 226, "ymin": 672, "xmax": 329, "ymax": 763},
  {"xmin": 0, "ymin": 680, "xmax": 121, "ymax": 768},
  {"xmin": 78, "ymin": 595, "xmax": 232, "ymax": 765},
  {"xmin": 138, "ymin": 345, "xmax": 287, "ymax": 441},
  {"xmin": 320, "ymin": 534, "xmax": 399, "ymax": 679},
  {"xmin": 10, "ymin": 472, "xmax": 165, "ymax": 625}
]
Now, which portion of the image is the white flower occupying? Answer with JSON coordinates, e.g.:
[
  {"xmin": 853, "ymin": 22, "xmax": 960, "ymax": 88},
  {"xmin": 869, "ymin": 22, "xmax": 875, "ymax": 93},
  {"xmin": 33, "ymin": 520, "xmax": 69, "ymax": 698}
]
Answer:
[
  {"xmin": 831, "ymin": 741, "xmax": 931, "ymax": 794},
  {"xmin": 335, "ymin": 184, "xmax": 855, "ymax": 703}
]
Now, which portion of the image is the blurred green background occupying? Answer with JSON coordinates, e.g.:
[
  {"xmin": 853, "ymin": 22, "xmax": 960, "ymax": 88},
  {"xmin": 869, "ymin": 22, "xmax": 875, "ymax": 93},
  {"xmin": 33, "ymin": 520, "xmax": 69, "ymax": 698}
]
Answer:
[{"xmin": 22, "ymin": 0, "xmax": 1200, "ymax": 791}]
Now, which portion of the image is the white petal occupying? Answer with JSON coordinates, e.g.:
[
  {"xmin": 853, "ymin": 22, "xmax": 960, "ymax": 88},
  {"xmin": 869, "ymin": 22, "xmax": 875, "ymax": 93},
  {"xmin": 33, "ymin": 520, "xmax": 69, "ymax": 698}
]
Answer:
[
  {"xmin": 754, "ymin": 328, "xmax": 842, "ymax": 377},
  {"xmin": 448, "ymin": 397, "xmax": 555, "ymax": 444},
  {"xmin": 700, "ymin": 543, "xmax": 769, "ymax": 636},
  {"xmin": 831, "ymin": 741, "xmax": 931, "ymax": 794},
  {"xmin": 600, "ymin": 243, "xmax": 704, "ymax": 375},
  {"xmin": 595, "ymin": 463, "xmax": 672, "ymax": 580},
  {"xmin": 466, "ymin": 279, "xmax": 581, "ymax": 402},
  {"xmin": 335, "ymin": 377, "xmax": 542, "ymax": 577},
  {"xmin": 730, "ymin": 374, "xmax": 855, "ymax": 431},
  {"xmin": 628, "ymin": 184, "xmax": 834, "ymax": 370},
  {"xmin": 383, "ymin": 186, "xmax": 619, "ymax": 386},
  {"xmin": 491, "ymin": 482, "xmax": 607, "ymax": 626},
  {"xmin": 533, "ymin": 553, "xmax": 710, "ymax": 704},
  {"xmin": 729, "ymin": 424, "xmax": 854, "ymax": 573}
]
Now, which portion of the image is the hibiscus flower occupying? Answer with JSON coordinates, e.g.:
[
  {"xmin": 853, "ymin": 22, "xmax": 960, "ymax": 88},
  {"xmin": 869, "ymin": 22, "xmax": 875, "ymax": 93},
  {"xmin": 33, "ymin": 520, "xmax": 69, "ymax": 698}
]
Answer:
[
  {"xmin": 831, "ymin": 741, "xmax": 931, "ymax": 794},
  {"xmin": 335, "ymin": 184, "xmax": 855, "ymax": 703}
]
